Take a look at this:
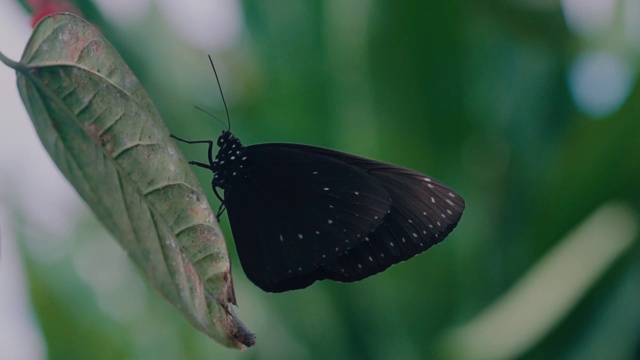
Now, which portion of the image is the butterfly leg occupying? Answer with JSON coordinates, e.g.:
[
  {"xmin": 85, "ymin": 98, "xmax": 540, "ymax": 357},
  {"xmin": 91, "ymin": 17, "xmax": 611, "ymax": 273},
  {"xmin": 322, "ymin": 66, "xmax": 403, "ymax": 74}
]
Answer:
[
  {"xmin": 213, "ymin": 187, "xmax": 227, "ymax": 220},
  {"xmin": 188, "ymin": 161, "xmax": 214, "ymax": 170},
  {"xmin": 170, "ymin": 135, "xmax": 216, "ymax": 166},
  {"xmin": 215, "ymin": 203, "xmax": 227, "ymax": 221}
]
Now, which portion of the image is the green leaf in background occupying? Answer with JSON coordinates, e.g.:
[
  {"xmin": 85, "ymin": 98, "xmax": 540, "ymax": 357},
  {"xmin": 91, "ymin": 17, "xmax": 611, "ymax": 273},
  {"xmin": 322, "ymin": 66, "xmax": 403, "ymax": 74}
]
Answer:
[{"xmin": 0, "ymin": 13, "xmax": 254, "ymax": 349}]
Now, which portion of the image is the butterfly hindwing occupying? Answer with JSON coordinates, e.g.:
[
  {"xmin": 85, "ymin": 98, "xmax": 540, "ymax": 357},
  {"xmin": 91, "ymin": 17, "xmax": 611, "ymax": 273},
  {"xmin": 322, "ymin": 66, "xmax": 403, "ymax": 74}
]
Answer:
[{"xmin": 224, "ymin": 145, "xmax": 392, "ymax": 292}]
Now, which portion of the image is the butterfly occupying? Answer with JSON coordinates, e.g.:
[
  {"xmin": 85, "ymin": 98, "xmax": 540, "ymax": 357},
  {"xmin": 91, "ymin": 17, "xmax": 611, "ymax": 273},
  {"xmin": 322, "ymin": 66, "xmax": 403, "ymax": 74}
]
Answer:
[{"xmin": 172, "ymin": 58, "xmax": 465, "ymax": 293}]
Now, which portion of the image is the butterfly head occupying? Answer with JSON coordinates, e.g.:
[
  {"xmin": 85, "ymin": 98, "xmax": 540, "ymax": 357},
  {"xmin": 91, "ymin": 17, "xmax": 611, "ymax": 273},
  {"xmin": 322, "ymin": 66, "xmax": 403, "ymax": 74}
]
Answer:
[
  {"xmin": 212, "ymin": 130, "xmax": 247, "ymax": 188},
  {"xmin": 216, "ymin": 130, "xmax": 237, "ymax": 147}
]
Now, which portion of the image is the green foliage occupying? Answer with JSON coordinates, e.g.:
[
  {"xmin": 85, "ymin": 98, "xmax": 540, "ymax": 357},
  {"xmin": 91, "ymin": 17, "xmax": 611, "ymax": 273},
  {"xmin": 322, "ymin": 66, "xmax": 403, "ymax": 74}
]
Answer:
[{"xmin": 4, "ymin": 1, "xmax": 640, "ymax": 359}]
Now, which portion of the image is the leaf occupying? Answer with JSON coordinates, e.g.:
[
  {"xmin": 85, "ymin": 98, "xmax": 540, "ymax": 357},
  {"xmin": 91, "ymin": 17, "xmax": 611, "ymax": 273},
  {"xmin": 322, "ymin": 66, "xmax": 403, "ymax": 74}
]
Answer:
[{"xmin": 0, "ymin": 13, "xmax": 254, "ymax": 349}]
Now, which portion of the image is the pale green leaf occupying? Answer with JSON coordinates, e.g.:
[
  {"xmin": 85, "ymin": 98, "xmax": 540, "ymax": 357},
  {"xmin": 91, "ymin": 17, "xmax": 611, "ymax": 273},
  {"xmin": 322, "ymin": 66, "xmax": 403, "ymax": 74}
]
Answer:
[{"xmin": 0, "ymin": 13, "xmax": 254, "ymax": 349}]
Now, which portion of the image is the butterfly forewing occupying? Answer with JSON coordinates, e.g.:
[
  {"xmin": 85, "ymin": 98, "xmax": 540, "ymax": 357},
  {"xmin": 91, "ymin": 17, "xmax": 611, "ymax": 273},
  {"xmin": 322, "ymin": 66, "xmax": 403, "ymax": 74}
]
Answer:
[{"xmin": 224, "ymin": 145, "xmax": 392, "ymax": 292}]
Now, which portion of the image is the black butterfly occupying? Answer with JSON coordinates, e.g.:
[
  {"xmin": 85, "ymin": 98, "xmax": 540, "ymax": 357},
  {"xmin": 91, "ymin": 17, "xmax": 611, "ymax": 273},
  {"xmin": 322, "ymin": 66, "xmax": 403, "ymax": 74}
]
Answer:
[{"xmin": 173, "ymin": 59, "xmax": 465, "ymax": 293}]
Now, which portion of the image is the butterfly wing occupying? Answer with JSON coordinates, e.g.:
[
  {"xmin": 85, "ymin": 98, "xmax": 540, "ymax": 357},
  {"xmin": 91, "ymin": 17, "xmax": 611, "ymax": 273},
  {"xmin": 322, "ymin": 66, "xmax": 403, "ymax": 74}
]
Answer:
[
  {"xmin": 224, "ymin": 145, "xmax": 392, "ymax": 292},
  {"xmin": 262, "ymin": 144, "xmax": 465, "ymax": 283}
]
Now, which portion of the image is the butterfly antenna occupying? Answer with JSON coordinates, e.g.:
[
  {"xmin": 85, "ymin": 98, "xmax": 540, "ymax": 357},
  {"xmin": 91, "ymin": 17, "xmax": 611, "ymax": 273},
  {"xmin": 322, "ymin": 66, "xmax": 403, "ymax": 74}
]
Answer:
[
  {"xmin": 193, "ymin": 105, "xmax": 227, "ymax": 128},
  {"xmin": 208, "ymin": 55, "xmax": 231, "ymax": 131}
]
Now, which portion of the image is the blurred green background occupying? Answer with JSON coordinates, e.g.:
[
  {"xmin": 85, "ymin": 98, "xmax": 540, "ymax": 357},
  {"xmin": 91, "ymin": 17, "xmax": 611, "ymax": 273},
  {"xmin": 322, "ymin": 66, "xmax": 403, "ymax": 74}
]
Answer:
[{"xmin": 2, "ymin": 0, "xmax": 640, "ymax": 359}]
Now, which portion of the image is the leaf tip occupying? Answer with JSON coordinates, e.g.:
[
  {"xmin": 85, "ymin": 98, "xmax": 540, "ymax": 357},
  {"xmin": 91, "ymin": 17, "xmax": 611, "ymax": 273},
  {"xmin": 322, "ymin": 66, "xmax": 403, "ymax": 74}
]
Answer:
[
  {"xmin": 223, "ymin": 304, "xmax": 257, "ymax": 349},
  {"xmin": 217, "ymin": 273, "xmax": 256, "ymax": 348}
]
